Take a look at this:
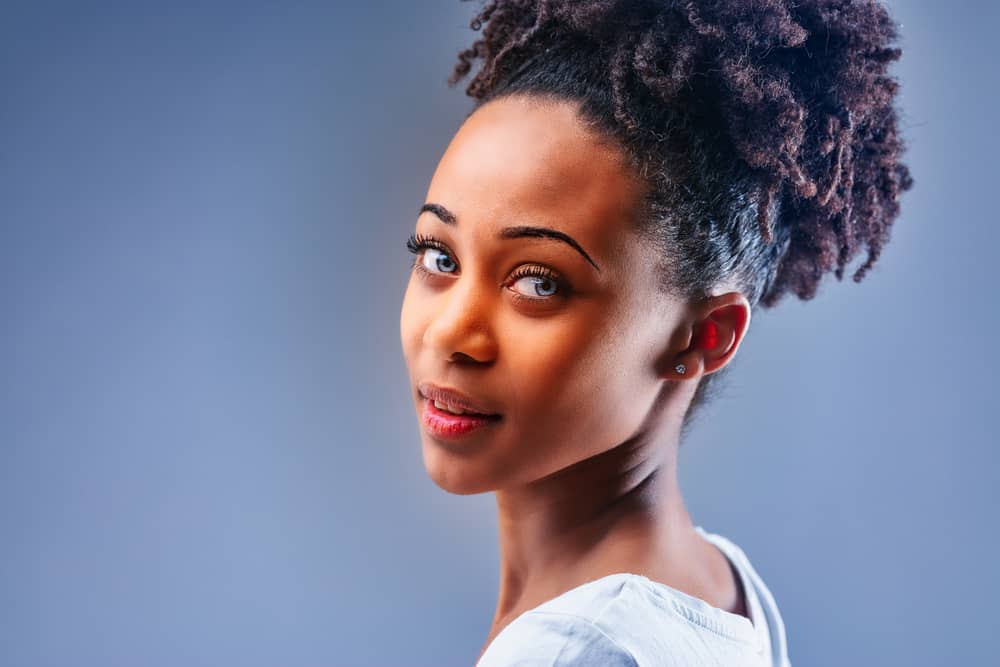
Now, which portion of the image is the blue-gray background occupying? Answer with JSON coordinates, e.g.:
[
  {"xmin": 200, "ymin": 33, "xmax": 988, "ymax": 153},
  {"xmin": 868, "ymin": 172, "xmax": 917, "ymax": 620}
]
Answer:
[{"xmin": 2, "ymin": 2, "xmax": 996, "ymax": 665}]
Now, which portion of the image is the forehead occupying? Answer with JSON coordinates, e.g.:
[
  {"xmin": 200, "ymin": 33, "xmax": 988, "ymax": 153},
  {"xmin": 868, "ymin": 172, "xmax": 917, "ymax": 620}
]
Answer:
[{"xmin": 424, "ymin": 95, "xmax": 647, "ymax": 263}]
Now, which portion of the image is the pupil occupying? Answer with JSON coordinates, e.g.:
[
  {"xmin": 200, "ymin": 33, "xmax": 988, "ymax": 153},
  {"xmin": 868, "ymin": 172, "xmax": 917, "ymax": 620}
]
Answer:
[{"xmin": 436, "ymin": 254, "xmax": 454, "ymax": 272}]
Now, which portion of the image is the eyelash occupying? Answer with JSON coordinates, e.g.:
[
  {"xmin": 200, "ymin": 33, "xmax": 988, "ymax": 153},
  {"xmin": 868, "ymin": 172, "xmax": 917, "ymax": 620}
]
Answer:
[
  {"xmin": 406, "ymin": 232, "xmax": 449, "ymax": 260},
  {"xmin": 405, "ymin": 233, "xmax": 571, "ymax": 304}
]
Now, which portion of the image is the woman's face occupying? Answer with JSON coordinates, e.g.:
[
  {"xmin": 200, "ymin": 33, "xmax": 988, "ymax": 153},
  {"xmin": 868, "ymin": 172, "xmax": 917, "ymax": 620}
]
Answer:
[{"xmin": 400, "ymin": 95, "xmax": 688, "ymax": 495}]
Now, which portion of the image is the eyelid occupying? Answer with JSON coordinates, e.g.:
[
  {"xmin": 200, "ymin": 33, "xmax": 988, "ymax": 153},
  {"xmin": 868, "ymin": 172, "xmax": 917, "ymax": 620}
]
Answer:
[
  {"xmin": 509, "ymin": 264, "xmax": 562, "ymax": 282},
  {"xmin": 406, "ymin": 232, "xmax": 452, "ymax": 259}
]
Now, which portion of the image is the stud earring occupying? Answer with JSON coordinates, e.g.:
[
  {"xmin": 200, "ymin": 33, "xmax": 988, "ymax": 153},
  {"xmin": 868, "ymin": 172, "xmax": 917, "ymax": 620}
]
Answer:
[{"xmin": 675, "ymin": 363, "xmax": 686, "ymax": 374}]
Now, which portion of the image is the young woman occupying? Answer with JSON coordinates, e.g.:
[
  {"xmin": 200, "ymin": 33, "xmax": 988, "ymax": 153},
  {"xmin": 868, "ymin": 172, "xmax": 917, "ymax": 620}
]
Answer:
[{"xmin": 400, "ymin": 1, "xmax": 911, "ymax": 664}]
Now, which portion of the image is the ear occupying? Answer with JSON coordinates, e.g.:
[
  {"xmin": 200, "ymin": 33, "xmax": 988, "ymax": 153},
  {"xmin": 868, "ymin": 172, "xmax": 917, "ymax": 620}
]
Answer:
[{"xmin": 667, "ymin": 292, "xmax": 752, "ymax": 380}]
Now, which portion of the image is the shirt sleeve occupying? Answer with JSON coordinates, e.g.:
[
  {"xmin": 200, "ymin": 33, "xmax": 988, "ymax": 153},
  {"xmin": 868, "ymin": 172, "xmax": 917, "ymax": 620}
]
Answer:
[{"xmin": 476, "ymin": 610, "xmax": 639, "ymax": 667}]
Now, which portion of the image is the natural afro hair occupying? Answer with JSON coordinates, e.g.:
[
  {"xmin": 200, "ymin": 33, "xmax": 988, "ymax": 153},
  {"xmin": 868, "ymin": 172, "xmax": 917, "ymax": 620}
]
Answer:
[{"xmin": 446, "ymin": 0, "xmax": 913, "ymax": 433}]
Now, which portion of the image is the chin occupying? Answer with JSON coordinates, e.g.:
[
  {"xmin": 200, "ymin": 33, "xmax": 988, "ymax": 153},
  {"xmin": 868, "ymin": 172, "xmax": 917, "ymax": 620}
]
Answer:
[{"xmin": 421, "ymin": 440, "xmax": 495, "ymax": 496}]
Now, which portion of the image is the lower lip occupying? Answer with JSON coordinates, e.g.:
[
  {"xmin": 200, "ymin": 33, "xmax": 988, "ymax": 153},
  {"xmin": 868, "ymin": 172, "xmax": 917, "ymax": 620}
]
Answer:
[{"xmin": 421, "ymin": 398, "xmax": 501, "ymax": 439}]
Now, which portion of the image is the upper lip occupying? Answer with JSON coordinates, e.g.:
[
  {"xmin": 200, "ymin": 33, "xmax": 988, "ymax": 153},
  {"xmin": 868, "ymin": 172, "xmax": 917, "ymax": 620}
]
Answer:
[{"xmin": 418, "ymin": 381, "xmax": 501, "ymax": 416}]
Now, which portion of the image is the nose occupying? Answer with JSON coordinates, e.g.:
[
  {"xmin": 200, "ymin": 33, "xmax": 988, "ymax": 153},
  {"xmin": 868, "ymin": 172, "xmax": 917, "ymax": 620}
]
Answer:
[{"xmin": 421, "ymin": 277, "xmax": 497, "ymax": 364}]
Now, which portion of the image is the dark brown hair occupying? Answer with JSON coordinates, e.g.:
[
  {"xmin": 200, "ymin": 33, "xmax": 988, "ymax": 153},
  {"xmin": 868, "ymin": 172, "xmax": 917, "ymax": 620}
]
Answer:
[{"xmin": 447, "ymin": 0, "xmax": 913, "ymax": 432}]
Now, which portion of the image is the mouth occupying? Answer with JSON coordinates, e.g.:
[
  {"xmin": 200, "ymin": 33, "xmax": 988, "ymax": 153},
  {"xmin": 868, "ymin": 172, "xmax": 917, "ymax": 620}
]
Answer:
[
  {"xmin": 416, "ymin": 381, "xmax": 502, "ymax": 441},
  {"xmin": 417, "ymin": 381, "xmax": 501, "ymax": 418},
  {"xmin": 421, "ymin": 397, "xmax": 501, "ymax": 439}
]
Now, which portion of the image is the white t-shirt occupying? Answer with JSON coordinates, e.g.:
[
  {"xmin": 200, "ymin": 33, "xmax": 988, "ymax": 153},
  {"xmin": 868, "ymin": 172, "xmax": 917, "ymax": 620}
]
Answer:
[{"xmin": 476, "ymin": 525, "xmax": 791, "ymax": 666}]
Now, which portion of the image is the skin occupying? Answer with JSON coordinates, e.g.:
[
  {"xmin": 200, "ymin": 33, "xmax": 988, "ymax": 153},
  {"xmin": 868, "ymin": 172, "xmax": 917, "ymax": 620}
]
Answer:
[{"xmin": 398, "ymin": 94, "xmax": 753, "ymax": 660}]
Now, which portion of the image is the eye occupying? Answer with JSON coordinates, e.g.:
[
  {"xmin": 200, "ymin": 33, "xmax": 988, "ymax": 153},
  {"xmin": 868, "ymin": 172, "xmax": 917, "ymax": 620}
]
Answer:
[
  {"xmin": 511, "ymin": 276, "xmax": 559, "ymax": 297},
  {"xmin": 506, "ymin": 266, "xmax": 568, "ymax": 302},
  {"xmin": 420, "ymin": 247, "xmax": 457, "ymax": 274},
  {"xmin": 406, "ymin": 233, "xmax": 457, "ymax": 275}
]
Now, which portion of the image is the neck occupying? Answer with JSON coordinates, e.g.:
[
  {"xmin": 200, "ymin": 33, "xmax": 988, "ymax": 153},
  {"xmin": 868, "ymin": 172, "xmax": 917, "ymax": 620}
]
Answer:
[{"xmin": 489, "ymin": 416, "xmax": 700, "ymax": 634}]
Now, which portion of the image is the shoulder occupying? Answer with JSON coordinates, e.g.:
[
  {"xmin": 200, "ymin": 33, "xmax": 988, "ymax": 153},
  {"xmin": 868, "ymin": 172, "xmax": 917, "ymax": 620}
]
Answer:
[
  {"xmin": 698, "ymin": 527, "xmax": 792, "ymax": 666},
  {"xmin": 476, "ymin": 609, "xmax": 639, "ymax": 667}
]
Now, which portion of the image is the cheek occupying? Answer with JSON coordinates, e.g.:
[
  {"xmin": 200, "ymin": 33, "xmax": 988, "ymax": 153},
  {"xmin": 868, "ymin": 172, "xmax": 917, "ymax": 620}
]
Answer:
[
  {"xmin": 501, "ymin": 316, "xmax": 643, "ymax": 470},
  {"xmin": 399, "ymin": 278, "xmax": 425, "ymax": 365},
  {"xmin": 399, "ymin": 280, "xmax": 427, "ymax": 374}
]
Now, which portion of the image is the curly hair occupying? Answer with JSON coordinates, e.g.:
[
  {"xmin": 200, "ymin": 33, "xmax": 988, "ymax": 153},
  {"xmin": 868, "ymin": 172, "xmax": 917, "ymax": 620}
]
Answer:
[{"xmin": 446, "ymin": 0, "xmax": 913, "ymax": 433}]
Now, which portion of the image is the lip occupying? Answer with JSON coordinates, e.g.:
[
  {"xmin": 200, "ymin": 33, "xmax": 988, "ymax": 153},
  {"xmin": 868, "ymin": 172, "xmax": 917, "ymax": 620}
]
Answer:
[
  {"xmin": 421, "ymin": 398, "xmax": 501, "ymax": 440},
  {"xmin": 417, "ymin": 381, "xmax": 502, "ymax": 442},
  {"xmin": 417, "ymin": 381, "xmax": 501, "ymax": 417}
]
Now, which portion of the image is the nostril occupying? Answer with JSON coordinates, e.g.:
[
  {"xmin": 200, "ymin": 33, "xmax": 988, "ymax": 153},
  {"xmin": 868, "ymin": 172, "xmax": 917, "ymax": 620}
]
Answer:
[{"xmin": 450, "ymin": 351, "xmax": 481, "ymax": 363}]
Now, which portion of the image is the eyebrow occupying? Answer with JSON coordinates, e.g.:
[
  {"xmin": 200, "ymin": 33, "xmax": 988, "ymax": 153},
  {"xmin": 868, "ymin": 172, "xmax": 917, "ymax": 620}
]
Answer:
[{"xmin": 418, "ymin": 203, "xmax": 601, "ymax": 272}]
